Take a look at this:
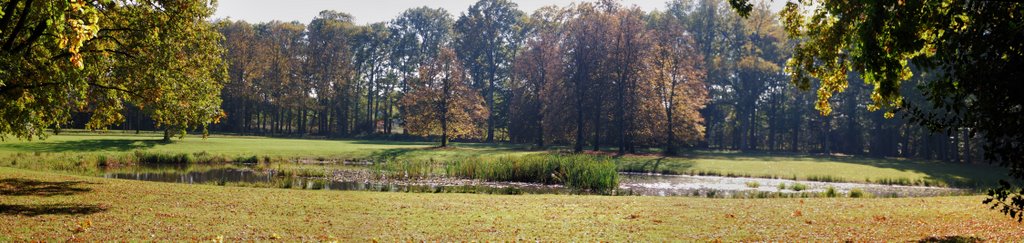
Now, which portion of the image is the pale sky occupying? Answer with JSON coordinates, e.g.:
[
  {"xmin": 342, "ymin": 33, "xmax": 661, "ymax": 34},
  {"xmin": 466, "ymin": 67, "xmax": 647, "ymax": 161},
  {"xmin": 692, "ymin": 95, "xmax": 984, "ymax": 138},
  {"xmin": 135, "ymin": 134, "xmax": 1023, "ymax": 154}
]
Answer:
[{"xmin": 213, "ymin": 0, "xmax": 786, "ymax": 25}]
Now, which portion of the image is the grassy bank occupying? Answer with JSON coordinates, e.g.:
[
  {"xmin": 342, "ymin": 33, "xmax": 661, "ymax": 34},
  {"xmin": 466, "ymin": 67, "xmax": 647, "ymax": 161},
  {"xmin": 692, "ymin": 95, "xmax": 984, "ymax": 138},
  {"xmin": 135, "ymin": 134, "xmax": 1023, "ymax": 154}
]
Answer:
[
  {"xmin": 0, "ymin": 133, "xmax": 1008, "ymax": 187},
  {"xmin": 615, "ymin": 151, "xmax": 1006, "ymax": 187},
  {"xmin": 1, "ymin": 167, "xmax": 1021, "ymax": 241}
]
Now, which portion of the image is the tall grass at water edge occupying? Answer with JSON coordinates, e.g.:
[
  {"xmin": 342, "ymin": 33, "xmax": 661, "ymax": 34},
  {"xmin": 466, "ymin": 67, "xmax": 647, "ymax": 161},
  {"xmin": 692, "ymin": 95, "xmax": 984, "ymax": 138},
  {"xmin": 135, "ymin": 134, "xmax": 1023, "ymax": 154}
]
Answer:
[{"xmin": 445, "ymin": 154, "xmax": 619, "ymax": 193}]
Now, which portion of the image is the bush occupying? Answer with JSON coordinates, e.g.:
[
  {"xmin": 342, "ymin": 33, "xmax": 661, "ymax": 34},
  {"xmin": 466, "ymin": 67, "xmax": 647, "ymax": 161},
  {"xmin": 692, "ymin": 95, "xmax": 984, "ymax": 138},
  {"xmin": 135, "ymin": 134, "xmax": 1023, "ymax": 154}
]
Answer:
[
  {"xmin": 849, "ymin": 188, "xmax": 869, "ymax": 198},
  {"xmin": 745, "ymin": 181, "xmax": 760, "ymax": 188},
  {"xmin": 790, "ymin": 183, "xmax": 808, "ymax": 191},
  {"xmin": 824, "ymin": 186, "xmax": 838, "ymax": 197},
  {"xmin": 235, "ymin": 155, "xmax": 259, "ymax": 164},
  {"xmin": 446, "ymin": 154, "xmax": 619, "ymax": 193}
]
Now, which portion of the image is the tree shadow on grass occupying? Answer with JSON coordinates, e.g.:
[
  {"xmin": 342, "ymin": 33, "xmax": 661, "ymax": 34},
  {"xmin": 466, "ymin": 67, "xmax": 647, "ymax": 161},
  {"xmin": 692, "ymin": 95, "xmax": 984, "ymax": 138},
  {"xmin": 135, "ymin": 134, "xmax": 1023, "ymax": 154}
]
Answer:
[
  {"xmin": 349, "ymin": 140, "xmax": 433, "ymax": 146},
  {"xmin": 917, "ymin": 236, "xmax": 984, "ymax": 243},
  {"xmin": 0, "ymin": 139, "xmax": 161, "ymax": 153},
  {"xmin": 0, "ymin": 178, "xmax": 106, "ymax": 216},
  {"xmin": 367, "ymin": 148, "xmax": 420, "ymax": 161},
  {"xmin": 617, "ymin": 156, "xmax": 694, "ymax": 175},
  {"xmin": 0, "ymin": 178, "xmax": 93, "ymax": 196},
  {"xmin": 0, "ymin": 204, "xmax": 107, "ymax": 216},
  {"xmin": 683, "ymin": 151, "xmax": 1008, "ymax": 188}
]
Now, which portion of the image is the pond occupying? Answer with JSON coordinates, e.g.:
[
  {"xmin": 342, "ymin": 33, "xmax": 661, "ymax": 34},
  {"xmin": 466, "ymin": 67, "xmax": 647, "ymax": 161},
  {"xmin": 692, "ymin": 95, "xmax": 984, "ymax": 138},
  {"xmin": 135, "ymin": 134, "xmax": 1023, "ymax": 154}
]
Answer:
[{"xmin": 102, "ymin": 164, "xmax": 969, "ymax": 198}]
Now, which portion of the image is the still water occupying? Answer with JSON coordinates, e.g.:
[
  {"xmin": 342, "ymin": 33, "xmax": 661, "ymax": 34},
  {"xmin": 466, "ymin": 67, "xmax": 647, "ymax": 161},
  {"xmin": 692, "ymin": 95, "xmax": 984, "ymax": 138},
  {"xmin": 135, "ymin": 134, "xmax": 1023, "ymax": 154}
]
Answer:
[{"xmin": 103, "ymin": 165, "xmax": 968, "ymax": 197}]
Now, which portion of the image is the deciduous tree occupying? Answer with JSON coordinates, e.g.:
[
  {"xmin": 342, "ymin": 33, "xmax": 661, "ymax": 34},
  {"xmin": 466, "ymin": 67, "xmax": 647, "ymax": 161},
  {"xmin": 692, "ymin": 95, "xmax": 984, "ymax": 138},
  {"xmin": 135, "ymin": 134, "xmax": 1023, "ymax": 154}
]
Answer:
[{"xmin": 401, "ymin": 48, "xmax": 488, "ymax": 147}]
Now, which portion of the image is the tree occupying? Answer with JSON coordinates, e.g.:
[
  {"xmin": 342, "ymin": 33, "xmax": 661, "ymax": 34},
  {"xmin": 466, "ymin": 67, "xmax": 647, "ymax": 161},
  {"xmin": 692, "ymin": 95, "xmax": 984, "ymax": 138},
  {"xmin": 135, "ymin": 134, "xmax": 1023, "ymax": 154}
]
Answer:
[
  {"xmin": 217, "ymin": 20, "xmax": 267, "ymax": 134},
  {"xmin": 606, "ymin": 6, "xmax": 651, "ymax": 155},
  {"xmin": 648, "ymin": 10, "xmax": 709, "ymax": 155},
  {"xmin": 256, "ymin": 21, "xmax": 306, "ymax": 135},
  {"xmin": 454, "ymin": 0, "xmax": 524, "ymax": 143},
  {"xmin": 351, "ymin": 22, "xmax": 392, "ymax": 135},
  {"xmin": 0, "ymin": 0, "xmax": 227, "ymax": 141},
  {"xmin": 563, "ymin": 2, "xmax": 615, "ymax": 152},
  {"xmin": 306, "ymin": 11, "xmax": 356, "ymax": 136},
  {"xmin": 511, "ymin": 7, "xmax": 566, "ymax": 148},
  {"xmin": 731, "ymin": 0, "xmax": 1024, "ymax": 220},
  {"xmin": 390, "ymin": 7, "xmax": 454, "ymax": 135},
  {"xmin": 401, "ymin": 48, "xmax": 488, "ymax": 147}
]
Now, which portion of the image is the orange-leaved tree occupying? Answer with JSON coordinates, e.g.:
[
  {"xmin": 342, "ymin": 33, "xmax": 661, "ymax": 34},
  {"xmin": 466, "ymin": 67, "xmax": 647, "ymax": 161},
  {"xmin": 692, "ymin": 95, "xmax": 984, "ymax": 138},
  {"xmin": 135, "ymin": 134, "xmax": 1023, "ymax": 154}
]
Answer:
[{"xmin": 401, "ymin": 47, "xmax": 488, "ymax": 147}]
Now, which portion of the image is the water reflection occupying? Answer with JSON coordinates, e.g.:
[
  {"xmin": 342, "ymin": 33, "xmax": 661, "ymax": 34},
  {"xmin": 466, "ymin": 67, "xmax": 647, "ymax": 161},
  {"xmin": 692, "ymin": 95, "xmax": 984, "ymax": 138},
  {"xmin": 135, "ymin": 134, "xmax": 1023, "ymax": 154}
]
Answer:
[
  {"xmin": 103, "ymin": 166, "xmax": 567, "ymax": 195},
  {"xmin": 102, "ymin": 165, "xmax": 969, "ymax": 197},
  {"xmin": 619, "ymin": 172, "xmax": 969, "ymax": 197}
]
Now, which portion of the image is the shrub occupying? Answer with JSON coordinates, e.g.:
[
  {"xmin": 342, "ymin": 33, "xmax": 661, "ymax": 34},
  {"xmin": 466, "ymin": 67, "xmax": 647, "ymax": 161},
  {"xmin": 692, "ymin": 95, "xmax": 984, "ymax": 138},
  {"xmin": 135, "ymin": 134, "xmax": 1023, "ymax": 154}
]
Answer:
[
  {"xmin": 849, "ymin": 188, "xmax": 869, "ymax": 198},
  {"xmin": 745, "ymin": 181, "xmax": 760, "ymax": 188},
  {"xmin": 790, "ymin": 183, "xmax": 808, "ymax": 191},
  {"xmin": 777, "ymin": 182, "xmax": 786, "ymax": 190},
  {"xmin": 235, "ymin": 155, "xmax": 259, "ymax": 164},
  {"xmin": 824, "ymin": 186, "xmax": 838, "ymax": 197}
]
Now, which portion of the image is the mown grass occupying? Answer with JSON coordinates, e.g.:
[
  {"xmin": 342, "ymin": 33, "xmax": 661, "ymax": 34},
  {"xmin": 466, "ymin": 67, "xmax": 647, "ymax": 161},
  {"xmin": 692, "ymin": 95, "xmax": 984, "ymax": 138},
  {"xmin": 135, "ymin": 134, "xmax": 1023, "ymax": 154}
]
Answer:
[
  {"xmin": 0, "ymin": 133, "xmax": 432, "ymax": 162},
  {"xmin": 1, "ymin": 167, "xmax": 1021, "ymax": 241},
  {"xmin": 0, "ymin": 133, "xmax": 1009, "ymax": 188},
  {"xmin": 616, "ymin": 152, "xmax": 1007, "ymax": 188}
]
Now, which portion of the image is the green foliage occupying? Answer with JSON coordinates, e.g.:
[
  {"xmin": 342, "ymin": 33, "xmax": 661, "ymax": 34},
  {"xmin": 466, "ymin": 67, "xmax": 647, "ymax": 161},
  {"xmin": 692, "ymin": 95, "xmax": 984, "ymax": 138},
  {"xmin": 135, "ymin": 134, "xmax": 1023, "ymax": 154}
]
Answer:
[
  {"xmin": 824, "ymin": 186, "xmax": 837, "ymax": 198},
  {"xmin": 849, "ymin": 188, "xmax": 869, "ymax": 198},
  {"xmin": 738, "ymin": 0, "xmax": 1024, "ymax": 200},
  {"xmin": 790, "ymin": 183, "xmax": 807, "ymax": 192},
  {"xmin": 234, "ymin": 155, "xmax": 259, "ymax": 164},
  {"xmin": 745, "ymin": 181, "xmax": 760, "ymax": 188},
  {"xmin": 0, "ymin": 0, "xmax": 227, "ymax": 140}
]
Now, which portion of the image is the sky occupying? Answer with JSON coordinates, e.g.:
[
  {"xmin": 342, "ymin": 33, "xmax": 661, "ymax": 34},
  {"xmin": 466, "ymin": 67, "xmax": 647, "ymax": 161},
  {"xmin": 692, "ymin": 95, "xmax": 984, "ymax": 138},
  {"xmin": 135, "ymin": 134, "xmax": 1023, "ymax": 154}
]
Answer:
[{"xmin": 213, "ymin": 0, "xmax": 786, "ymax": 25}]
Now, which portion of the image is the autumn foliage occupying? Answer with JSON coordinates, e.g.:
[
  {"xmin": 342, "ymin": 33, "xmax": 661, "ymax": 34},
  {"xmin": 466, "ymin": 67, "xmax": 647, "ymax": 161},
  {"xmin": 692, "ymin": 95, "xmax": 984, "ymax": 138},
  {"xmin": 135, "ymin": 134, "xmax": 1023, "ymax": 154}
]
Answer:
[{"xmin": 401, "ymin": 48, "xmax": 489, "ymax": 147}]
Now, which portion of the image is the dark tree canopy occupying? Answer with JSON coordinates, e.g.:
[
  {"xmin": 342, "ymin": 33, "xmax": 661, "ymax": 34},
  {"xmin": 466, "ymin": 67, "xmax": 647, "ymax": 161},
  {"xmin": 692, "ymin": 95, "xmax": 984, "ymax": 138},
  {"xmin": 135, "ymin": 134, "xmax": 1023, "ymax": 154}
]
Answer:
[
  {"xmin": 730, "ymin": 0, "xmax": 1024, "ymax": 221},
  {"xmin": 0, "ymin": 0, "xmax": 227, "ymax": 141}
]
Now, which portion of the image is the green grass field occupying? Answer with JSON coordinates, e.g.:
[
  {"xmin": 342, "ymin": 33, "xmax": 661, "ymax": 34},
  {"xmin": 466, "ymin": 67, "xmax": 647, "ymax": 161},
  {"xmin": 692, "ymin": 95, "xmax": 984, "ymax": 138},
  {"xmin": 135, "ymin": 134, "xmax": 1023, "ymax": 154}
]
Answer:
[
  {"xmin": 0, "ymin": 133, "xmax": 1007, "ymax": 187},
  {"xmin": 1, "ymin": 167, "xmax": 1021, "ymax": 241}
]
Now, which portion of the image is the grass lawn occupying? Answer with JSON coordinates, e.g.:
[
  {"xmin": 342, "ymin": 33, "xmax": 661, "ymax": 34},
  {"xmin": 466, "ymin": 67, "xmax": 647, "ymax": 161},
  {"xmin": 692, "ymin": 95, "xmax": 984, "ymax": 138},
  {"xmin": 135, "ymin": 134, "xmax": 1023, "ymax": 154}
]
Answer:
[
  {"xmin": 1, "ymin": 167, "xmax": 1021, "ymax": 241},
  {"xmin": 615, "ymin": 151, "xmax": 1007, "ymax": 187},
  {"xmin": 0, "ymin": 133, "xmax": 1009, "ymax": 187}
]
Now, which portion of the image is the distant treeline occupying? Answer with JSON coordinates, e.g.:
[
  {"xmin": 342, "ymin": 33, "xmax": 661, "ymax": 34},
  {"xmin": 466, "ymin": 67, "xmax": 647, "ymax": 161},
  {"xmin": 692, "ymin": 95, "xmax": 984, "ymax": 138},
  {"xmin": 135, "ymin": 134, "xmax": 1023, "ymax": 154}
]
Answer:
[{"xmin": 78, "ymin": 0, "xmax": 977, "ymax": 162}]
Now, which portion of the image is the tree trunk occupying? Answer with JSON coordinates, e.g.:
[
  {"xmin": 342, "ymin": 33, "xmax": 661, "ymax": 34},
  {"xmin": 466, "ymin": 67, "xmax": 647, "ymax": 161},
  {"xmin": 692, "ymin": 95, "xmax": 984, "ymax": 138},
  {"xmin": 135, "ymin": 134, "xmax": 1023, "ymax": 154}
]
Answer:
[
  {"xmin": 163, "ymin": 128, "xmax": 172, "ymax": 142},
  {"xmin": 593, "ymin": 104, "xmax": 602, "ymax": 152},
  {"xmin": 665, "ymin": 105, "xmax": 676, "ymax": 156},
  {"xmin": 486, "ymin": 50, "xmax": 497, "ymax": 143}
]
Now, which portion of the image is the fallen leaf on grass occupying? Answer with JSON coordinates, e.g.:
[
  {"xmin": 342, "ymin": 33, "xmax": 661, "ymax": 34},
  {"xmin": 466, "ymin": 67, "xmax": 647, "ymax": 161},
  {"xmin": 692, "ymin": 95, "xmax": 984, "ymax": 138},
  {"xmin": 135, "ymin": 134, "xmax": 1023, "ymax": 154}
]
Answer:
[{"xmin": 792, "ymin": 210, "xmax": 803, "ymax": 217}]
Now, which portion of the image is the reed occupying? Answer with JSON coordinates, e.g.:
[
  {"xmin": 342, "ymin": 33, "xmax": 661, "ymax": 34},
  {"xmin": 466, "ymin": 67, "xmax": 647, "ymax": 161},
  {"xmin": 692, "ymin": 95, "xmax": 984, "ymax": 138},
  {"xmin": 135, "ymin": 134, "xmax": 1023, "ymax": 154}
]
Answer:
[{"xmin": 446, "ymin": 154, "xmax": 619, "ymax": 193}]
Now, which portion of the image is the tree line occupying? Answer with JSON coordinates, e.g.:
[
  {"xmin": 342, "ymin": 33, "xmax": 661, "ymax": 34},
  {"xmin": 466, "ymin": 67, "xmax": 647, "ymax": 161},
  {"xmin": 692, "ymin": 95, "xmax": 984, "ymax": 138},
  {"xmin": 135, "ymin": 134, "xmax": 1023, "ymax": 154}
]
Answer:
[
  {"xmin": 44, "ymin": 0, "xmax": 979, "ymax": 162},
  {"xmin": 199, "ymin": 0, "xmax": 975, "ymax": 161}
]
